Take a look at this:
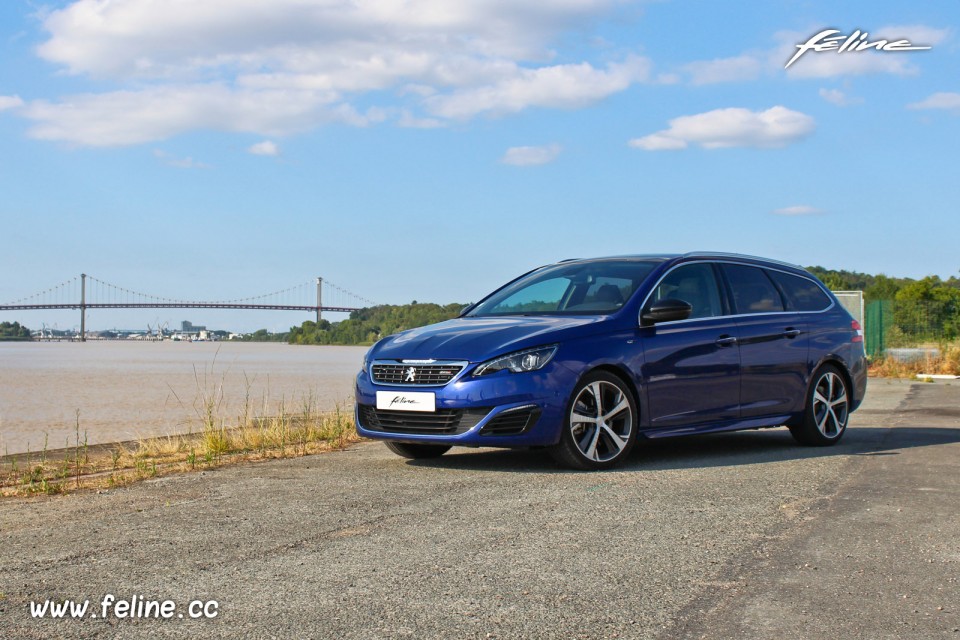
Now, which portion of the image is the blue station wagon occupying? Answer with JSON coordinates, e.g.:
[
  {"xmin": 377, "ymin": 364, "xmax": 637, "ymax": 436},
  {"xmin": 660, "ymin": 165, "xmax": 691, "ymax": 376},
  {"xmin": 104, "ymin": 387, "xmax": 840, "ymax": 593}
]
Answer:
[{"xmin": 355, "ymin": 253, "xmax": 867, "ymax": 470}]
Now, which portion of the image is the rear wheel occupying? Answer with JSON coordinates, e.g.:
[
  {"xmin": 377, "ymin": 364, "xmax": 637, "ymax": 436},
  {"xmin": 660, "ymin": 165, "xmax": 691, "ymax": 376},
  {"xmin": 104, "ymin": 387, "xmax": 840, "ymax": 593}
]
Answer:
[
  {"xmin": 549, "ymin": 371, "xmax": 638, "ymax": 470},
  {"xmin": 384, "ymin": 442, "xmax": 452, "ymax": 459},
  {"xmin": 790, "ymin": 364, "xmax": 850, "ymax": 446}
]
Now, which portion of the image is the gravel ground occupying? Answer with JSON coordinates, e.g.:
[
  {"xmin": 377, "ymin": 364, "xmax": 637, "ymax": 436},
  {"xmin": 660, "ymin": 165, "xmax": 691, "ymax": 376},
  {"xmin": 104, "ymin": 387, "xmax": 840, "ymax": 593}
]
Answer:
[{"xmin": 1, "ymin": 378, "xmax": 957, "ymax": 639}]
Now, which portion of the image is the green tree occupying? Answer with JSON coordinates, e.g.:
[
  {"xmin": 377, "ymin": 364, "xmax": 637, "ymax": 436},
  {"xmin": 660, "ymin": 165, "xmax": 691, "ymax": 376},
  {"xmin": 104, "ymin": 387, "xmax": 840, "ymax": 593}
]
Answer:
[
  {"xmin": 288, "ymin": 302, "xmax": 466, "ymax": 346},
  {"xmin": 0, "ymin": 321, "xmax": 31, "ymax": 340},
  {"xmin": 894, "ymin": 277, "xmax": 960, "ymax": 342},
  {"xmin": 864, "ymin": 274, "xmax": 901, "ymax": 302}
]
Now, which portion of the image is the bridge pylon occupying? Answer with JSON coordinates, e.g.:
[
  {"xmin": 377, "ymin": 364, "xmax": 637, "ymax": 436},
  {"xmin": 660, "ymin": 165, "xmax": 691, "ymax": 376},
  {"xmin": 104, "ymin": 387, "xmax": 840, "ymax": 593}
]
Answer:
[
  {"xmin": 316, "ymin": 277, "xmax": 323, "ymax": 323},
  {"xmin": 80, "ymin": 273, "xmax": 87, "ymax": 342}
]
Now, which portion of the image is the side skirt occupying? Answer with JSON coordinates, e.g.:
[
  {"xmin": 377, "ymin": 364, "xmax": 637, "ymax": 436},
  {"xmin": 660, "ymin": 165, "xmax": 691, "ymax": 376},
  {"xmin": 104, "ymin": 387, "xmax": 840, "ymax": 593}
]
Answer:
[{"xmin": 640, "ymin": 414, "xmax": 795, "ymax": 439}]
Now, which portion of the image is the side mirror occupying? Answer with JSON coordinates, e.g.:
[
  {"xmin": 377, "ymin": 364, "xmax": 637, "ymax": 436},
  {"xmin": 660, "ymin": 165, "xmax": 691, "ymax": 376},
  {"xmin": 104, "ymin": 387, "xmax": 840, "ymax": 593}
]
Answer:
[
  {"xmin": 641, "ymin": 298, "xmax": 692, "ymax": 325},
  {"xmin": 459, "ymin": 304, "xmax": 474, "ymax": 317}
]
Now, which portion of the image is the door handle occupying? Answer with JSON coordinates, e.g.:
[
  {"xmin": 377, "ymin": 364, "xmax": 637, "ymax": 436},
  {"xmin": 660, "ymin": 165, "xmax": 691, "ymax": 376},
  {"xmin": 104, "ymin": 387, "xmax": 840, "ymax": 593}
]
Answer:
[
  {"xmin": 783, "ymin": 328, "xmax": 802, "ymax": 339},
  {"xmin": 715, "ymin": 335, "xmax": 738, "ymax": 347}
]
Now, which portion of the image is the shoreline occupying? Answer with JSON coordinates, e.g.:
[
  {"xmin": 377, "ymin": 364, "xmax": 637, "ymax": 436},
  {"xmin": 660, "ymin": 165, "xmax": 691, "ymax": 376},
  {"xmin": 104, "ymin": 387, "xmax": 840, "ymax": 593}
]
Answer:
[{"xmin": 1, "ymin": 408, "xmax": 359, "ymax": 498}]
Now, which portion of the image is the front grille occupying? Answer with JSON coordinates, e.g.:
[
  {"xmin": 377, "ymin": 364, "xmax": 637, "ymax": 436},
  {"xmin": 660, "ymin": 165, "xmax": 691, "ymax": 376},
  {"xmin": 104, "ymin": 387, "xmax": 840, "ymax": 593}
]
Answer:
[
  {"xmin": 371, "ymin": 362, "xmax": 464, "ymax": 386},
  {"xmin": 480, "ymin": 407, "xmax": 541, "ymax": 436},
  {"xmin": 358, "ymin": 404, "xmax": 490, "ymax": 435}
]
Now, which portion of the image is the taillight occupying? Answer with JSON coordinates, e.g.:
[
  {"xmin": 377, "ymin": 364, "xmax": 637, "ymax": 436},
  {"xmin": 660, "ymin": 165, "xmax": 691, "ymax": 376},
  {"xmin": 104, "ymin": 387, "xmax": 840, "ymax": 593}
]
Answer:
[{"xmin": 851, "ymin": 320, "xmax": 863, "ymax": 343}]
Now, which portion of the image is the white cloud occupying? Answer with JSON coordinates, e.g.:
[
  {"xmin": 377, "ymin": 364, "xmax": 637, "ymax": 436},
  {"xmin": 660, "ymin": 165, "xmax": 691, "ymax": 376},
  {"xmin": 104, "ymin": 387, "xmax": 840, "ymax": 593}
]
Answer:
[
  {"xmin": 907, "ymin": 92, "xmax": 960, "ymax": 113},
  {"xmin": 0, "ymin": 95, "xmax": 24, "ymax": 111},
  {"xmin": 629, "ymin": 133, "xmax": 686, "ymax": 151},
  {"xmin": 501, "ymin": 144, "xmax": 562, "ymax": 166},
  {"xmin": 397, "ymin": 110, "xmax": 445, "ymax": 129},
  {"xmin": 248, "ymin": 140, "xmax": 280, "ymax": 156},
  {"xmin": 37, "ymin": 0, "xmax": 622, "ymax": 79},
  {"xmin": 772, "ymin": 205, "xmax": 824, "ymax": 216},
  {"xmin": 21, "ymin": 85, "xmax": 364, "ymax": 146},
  {"xmin": 683, "ymin": 55, "xmax": 762, "ymax": 85},
  {"xmin": 818, "ymin": 88, "xmax": 862, "ymax": 107},
  {"xmin": 630, "ymin": 106, "xmax": 815, "ymax": 151},
  {"xmin": 22, "ymin": 0, "xmax": 648, "ymax": 145},
  {"xmin": 424, "ymin": 56, "xmax": 650, "ymax": 119},
  {"xmin": 153, "ymin": 149, "xmax": 211, "ymax": 169}
]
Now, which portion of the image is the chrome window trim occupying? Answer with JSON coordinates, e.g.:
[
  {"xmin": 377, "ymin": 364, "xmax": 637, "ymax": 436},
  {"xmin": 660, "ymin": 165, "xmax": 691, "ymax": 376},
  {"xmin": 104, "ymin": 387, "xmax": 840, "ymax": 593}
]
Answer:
[
  {"xmin": 370, "ymin": 359, "xmax": 469, "ymax": 387},
  {"xmin": 638, "ymin": 259, "xmax": 836, "ymax": 328}
]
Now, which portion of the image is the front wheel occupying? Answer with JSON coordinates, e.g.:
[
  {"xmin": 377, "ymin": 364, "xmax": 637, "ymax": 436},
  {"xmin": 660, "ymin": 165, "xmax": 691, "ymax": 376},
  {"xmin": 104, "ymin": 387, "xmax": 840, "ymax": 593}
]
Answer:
[
  {"xmin": 384, "ymin": 442, "xmax": 452, "ymax": 459},
  {"xmin": 549, "ymin": 371, "xmax": 638, "ymax": 470},
  {"xmin": 789, "ymin": 365, "xmax": 850, "ymax": 446}
]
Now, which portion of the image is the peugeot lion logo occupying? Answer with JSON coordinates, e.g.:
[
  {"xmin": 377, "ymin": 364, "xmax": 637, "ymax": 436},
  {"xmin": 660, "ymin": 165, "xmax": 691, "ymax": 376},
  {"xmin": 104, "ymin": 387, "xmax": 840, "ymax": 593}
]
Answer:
[{"xmin": 404, "ymin": 367, "xmax": 417, "ymax": 383}]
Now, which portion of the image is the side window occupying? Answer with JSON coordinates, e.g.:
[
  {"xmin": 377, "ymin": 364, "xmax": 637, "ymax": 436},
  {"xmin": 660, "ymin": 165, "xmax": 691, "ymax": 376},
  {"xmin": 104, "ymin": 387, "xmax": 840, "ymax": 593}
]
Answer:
[
  {"xmin": 766, "ymin": 270, "xmax": 832, "ymax": 312},
  {"xmin": 650, "ymin": 263, "xmax": 723, "ymax": 319},
  {"xmin": 723, "ymin": 264, "xmax": 785, "ymax": 314}
]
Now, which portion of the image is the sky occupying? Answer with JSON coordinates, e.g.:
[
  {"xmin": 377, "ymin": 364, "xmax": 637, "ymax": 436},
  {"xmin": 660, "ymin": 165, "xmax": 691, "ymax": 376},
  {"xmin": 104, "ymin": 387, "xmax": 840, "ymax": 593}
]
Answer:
[{"xmin": 1, "ymin": 0, "xmax": 958, "ymax": 333}]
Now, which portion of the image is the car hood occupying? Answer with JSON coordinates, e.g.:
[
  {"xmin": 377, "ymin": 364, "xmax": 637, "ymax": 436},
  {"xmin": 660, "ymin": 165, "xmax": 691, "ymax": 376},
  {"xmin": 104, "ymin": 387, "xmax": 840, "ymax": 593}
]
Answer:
[{"xmin": 370, "ymin": 316, "xmax": 608, "ymax": 362}]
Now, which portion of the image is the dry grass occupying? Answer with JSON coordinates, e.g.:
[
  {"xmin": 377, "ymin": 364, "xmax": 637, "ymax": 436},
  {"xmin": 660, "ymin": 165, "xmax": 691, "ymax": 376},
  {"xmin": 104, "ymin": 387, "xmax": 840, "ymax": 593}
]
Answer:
[
  {"xmin": 868, "ymin": 343, "xmax": 960, "ymax": 378},
  {"xmin": 1, "ymin": 382, "xmax": 358, "ymax": 498}
]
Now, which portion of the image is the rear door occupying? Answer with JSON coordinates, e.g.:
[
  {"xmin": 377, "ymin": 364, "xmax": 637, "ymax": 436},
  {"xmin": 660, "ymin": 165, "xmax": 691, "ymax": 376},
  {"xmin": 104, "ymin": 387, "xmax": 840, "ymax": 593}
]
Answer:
[
  {"xmin": 720, "ymin": 263, "xmax": 808, "ymax": 419},
  {"xmin": 639, "ymin": 262, "xmax": 741, "ymax": 429}
]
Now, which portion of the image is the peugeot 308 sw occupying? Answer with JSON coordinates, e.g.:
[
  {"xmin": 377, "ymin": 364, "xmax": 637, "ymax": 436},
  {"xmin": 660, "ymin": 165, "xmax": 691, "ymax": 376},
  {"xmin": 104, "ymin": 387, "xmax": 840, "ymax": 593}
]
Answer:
[{"xmin": 355, "ymin": 253, "xmax": 867, "ymax": 470}]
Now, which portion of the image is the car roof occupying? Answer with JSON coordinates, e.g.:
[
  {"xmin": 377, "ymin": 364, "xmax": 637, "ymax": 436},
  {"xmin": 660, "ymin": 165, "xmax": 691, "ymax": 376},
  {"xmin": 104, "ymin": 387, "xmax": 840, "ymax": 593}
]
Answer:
[{"xmin": 554, "ymin": 253, "xmax": 809, "ymax": 274}]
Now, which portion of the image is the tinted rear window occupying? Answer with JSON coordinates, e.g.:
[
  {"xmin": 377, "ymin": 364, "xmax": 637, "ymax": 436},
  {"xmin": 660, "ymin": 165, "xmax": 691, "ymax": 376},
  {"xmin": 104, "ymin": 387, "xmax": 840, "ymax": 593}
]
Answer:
[
  {"xmin": 723, "ymin": 264, "xmax": 785, "ymax": 314},
  {"xmin": 766, "ymin": 270, "xmax": 832, "ymax": 312}
]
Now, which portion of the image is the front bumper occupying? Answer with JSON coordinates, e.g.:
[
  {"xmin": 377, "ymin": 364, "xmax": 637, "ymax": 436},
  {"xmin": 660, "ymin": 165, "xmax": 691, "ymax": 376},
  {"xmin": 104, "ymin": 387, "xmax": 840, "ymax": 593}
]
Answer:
[{"xmin": 354, "ymin": 361, "xmax": 577, "ymax": 447}]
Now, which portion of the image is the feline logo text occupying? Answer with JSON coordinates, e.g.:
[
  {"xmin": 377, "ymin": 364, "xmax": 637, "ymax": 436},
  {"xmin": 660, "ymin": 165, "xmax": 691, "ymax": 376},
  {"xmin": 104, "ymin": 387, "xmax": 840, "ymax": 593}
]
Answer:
[{"xmin": 786, "ymin": 29, "xmax": 931, "ymax": 69}]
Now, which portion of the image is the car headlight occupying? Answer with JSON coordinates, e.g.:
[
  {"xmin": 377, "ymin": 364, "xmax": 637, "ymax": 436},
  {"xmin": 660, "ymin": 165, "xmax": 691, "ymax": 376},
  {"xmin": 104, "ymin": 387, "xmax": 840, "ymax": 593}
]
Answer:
[{"xmin": 473, "ymin": 345, "xmax": 558, "ymax": 376}]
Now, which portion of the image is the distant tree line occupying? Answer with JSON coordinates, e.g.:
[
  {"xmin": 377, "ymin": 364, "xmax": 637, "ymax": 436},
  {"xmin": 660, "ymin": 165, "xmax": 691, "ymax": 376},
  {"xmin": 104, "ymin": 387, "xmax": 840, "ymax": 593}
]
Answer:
[
  {"xmin": 807, "ymin": 266, "xmax": 960, "ymax": 344},
  {"xmin": 0, "ymin": 321, "xmax": 31, "ymax": 341},
  {"xmin": 288, "ymin": 302, "xmax": 466, "ymax": 345},
  {"xmin": 238, "ymin": 329, "xmax": 290, "ymax": 342},
  {"xmin": 805, "ymin": 266, "xmax": 960, "ymax": 303}
]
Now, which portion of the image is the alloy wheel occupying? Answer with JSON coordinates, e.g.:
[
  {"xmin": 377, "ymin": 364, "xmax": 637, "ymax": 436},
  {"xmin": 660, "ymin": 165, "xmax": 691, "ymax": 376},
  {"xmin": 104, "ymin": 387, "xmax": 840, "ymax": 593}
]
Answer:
[
  {"xmin": 812, "ymin": 371, "xmax": 848, "ymax": 438},
  {"xmin": 569, "ymin": 380, "xmax": 634, "ymax": 462}
]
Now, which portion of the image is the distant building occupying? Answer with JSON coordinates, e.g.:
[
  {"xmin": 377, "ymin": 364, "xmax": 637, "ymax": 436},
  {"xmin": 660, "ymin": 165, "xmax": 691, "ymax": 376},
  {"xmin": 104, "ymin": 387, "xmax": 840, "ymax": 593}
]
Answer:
[{"xmin": 181, "ymin": 320, "xmax": 207, "ymax": 332}]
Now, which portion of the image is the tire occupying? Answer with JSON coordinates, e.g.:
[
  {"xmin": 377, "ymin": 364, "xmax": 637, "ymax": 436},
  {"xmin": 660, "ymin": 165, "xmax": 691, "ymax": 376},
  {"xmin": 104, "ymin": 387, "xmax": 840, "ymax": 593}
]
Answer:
[
  {"xmin": 549, "ymin": 371, "xmax": 638, "ymax": 470},
  {"xmin": 789, "ymin": 364, "xmax": 850, "ymax": 446},
  {"xmin": 384, "ymin": 441, "xmax": 452, "ymax": 459}
]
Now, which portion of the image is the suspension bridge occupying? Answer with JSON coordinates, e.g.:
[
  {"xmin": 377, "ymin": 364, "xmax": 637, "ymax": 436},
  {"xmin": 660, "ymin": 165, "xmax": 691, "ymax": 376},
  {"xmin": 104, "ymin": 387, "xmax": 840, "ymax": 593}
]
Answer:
[{"xmin": 0, "ymin": 274, "xmax": 377, "ymax": 341}]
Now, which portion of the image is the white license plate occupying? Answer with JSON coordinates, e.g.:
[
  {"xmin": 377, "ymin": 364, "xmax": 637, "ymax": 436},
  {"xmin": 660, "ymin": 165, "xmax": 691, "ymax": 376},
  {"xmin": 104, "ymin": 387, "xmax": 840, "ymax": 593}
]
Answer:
[{"xmin": 376, "ymin": 391, "xmax": 436, "ymax": 412}]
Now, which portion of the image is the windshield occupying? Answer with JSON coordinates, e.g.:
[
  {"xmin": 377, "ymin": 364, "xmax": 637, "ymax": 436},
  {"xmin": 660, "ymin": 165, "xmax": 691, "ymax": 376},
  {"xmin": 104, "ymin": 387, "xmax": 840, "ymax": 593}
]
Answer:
[{"xmin": 466, "ymin": 260, "xmax": 660, "ymax": 317}]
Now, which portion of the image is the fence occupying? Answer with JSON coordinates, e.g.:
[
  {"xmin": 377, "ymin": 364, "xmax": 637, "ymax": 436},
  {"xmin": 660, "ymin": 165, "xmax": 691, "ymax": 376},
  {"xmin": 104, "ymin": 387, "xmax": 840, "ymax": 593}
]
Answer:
[{"xmin": 864, "ymin": 299, "xmax": 960, "ymax": 357}]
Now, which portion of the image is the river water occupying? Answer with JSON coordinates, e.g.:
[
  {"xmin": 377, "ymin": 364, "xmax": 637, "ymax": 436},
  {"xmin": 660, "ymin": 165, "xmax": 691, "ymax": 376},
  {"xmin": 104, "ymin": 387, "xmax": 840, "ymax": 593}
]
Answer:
[{"xmin": 0, "ymin": 341, "xmax": 366, "ymax": 455}]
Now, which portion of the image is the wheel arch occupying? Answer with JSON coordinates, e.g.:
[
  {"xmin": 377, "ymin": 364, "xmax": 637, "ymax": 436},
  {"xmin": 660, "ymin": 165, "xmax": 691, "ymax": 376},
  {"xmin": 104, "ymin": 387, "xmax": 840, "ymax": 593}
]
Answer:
[
  {"xmin": 581, "ymin": 363, "xmax": 643, "ymax": 425},
  {"xmin": 786, "ymin": 356, "xmax": 853, "ymax": 428},
  {"xmin": 814, "ymin": 356, "xmax": 855, "ymax": 404}
]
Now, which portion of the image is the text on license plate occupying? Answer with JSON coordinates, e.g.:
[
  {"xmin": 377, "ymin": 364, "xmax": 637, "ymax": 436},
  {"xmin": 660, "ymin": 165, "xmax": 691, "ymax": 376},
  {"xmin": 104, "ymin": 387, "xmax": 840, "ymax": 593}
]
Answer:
[{"xmin": 376, "ymin": 391, "xmax": 436, "ymax": 412}]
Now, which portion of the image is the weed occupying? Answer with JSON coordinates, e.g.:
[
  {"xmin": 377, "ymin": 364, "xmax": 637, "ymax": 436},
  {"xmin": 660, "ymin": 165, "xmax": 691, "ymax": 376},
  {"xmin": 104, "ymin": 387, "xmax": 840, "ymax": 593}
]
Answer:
[{"xmin": 869, "ymin": 343, "xmax": 960, "ymax": 378}]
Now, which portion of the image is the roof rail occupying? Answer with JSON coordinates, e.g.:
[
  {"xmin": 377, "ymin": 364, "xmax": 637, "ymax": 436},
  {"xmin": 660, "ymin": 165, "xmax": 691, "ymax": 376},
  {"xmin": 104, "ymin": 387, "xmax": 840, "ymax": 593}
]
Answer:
[{"xmin": 681, "ymin": 251, "xmax": 803, "ymax": 269}]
